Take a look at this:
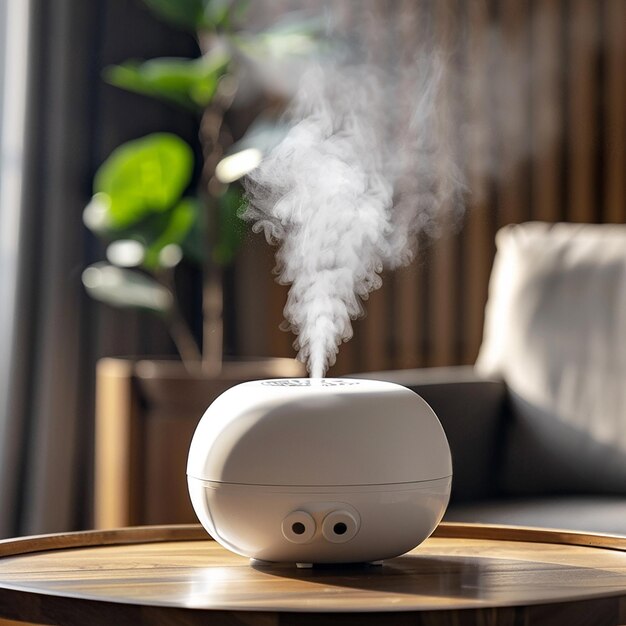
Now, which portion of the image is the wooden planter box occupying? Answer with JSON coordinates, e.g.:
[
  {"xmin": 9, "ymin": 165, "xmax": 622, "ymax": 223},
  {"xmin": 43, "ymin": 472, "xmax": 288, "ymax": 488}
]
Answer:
[{"xmin": 94, "ymin": 357, "xmax": 305, "ymax": 528}]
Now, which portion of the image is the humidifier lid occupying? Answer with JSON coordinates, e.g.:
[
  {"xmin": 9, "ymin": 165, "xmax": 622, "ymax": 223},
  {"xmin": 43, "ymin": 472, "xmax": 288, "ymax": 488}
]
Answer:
[{"xmin": 187, "ymin": 378, "xmax": 452, "ymax": 487}]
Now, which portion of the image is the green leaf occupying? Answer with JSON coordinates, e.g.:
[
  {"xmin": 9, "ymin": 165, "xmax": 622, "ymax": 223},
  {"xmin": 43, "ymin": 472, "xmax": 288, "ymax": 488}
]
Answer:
[
  {"xmin": 180, "ymin": 201, "xmax": 207, "ymax": 265},
  {"xmin": 203, "ymin": 0, "xmax": 231, "ymax": 29},
  {"xmin": 104, "ymin": 52, "xmax": 230, "ymax": 111},
  {"xmin": 264, "ymin": 13, "xmax": 326, "ymax": 37},
  {"xmin": 235, "ymin": 15, "xmax": 323, "ymax": 59},
  {"xmin": 213, "ymin": 186, "xmax": 246, "ymax": 265},
  {"xmin": 142, "ymin": 0, "xmax": 205, "ymax": 30},
  {"xmin": 215, "ymin": 119, "xmax": 289, "ymax": 183},
  {"xmin": 230, "ymin": 117, "xmax": 290, "ymax": 153},
  {"xmin": 94, "ymin": 133, "xmax": 194, "ymax": 229},
  {"xmin": 143, "ymin": 197, "xmax": 200, "ymax": 269},
  {"xmin": 142, "ymin": 0, "xmax": 248, "ymax": 31},
  {"xmin": 82, "ymin": 262, "xmax": 173, "ymax": 314},
  {"xmin": 84, "ymin": 197, "xmax": 203, "ymax": 270},
  {"xmin": 231, "ymin": 0, "xmax": 251, "ymax": 24}
]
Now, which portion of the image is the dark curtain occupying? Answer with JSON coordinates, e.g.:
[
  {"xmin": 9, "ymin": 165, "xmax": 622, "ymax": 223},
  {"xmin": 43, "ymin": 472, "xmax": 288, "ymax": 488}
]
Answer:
[{"xmin": 0, "ymin": 0, "xmax": 197, "ymax": 538}]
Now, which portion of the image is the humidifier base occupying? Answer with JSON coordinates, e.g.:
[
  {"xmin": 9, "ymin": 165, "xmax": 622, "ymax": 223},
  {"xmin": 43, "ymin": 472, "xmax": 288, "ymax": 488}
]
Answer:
[
  {"xmin": 252, "ymin": 558, "xmax": 386, "ymax": 569},
  {"xmin": 188, "ymin": 476, "xmax": 451, "ymax": 565},
  {"xmin": 294, "ymin": 560, "xmax": 385, "ymax": 569}
]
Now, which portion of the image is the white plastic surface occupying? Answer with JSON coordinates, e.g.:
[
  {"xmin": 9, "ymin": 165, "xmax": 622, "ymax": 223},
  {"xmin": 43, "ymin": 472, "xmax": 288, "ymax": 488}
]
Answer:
[
  {"xmin": 187, "ymin": 378, "xmax": 453, "ymax": 564},
  {"xmin": 187, "ymin": 378, "xmax": 452, "ymax": 486}
]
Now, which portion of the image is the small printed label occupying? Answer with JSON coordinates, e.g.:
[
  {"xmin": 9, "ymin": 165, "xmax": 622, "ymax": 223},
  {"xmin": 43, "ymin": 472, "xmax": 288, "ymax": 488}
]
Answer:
[{"xmin": 261, "ymin": 379, "xmax": 360, "ymax": 387}]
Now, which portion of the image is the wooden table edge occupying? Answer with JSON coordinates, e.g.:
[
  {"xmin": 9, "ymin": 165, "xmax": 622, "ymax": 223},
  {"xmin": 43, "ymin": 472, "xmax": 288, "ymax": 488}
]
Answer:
[
  {"xmin": 0, "ymin": 522, "xmax": 624, "ymax": 559},
  {"xmin": 0, "ymin": 523, "xmax": 626, "ymax": 625},
  {"xmin": 434, "ymin": 522, "xmax": 626, "ymax": 552},
  {"xmin": 0, "ymin": 524, "xmax": 206, "ymax": 558}
]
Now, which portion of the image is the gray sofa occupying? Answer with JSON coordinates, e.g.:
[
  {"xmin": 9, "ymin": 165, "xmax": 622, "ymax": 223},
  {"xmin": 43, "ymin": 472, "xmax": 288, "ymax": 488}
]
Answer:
[
  {"xmin": 356, "ymin": 223, "xmax": 626, "ymax": 535},
  {"xmin": 358, "ymin": 366, "xmax": 626, "ymax": 535}
]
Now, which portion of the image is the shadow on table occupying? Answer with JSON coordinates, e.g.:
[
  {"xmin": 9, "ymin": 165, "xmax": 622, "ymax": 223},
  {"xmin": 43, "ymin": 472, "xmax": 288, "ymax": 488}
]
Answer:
[
  {"xmin": 250, "ymin": 552, "xmax": 611, "ymax": 602},
  {"xmin": 252, "ymin": 554, "xmax": 485, "ymax": 600}
]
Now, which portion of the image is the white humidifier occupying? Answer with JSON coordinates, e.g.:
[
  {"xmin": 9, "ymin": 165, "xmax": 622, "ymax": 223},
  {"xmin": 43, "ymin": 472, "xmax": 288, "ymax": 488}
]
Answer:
[{"xmin": 187, "ymin": 378, "xmax": 452, "ymax": 566}]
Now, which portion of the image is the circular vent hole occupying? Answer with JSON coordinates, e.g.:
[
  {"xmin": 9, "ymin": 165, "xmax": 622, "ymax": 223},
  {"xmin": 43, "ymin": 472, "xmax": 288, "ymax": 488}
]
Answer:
[
  {"xmin": 333, "ymin": 522, "xmax": 347, "ymax": 535},
  {"xmin": 292, "ymin": 522, "xmax": 306, "ymax": 535}
]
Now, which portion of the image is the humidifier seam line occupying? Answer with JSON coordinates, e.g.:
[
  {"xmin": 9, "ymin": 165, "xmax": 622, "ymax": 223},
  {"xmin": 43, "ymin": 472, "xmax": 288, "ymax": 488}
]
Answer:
[{"xmin": 187, "ymin": 476, "xmax": 452, "ymax": 487}]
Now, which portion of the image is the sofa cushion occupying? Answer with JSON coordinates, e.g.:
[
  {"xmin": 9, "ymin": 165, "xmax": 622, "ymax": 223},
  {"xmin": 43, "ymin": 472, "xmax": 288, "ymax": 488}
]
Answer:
[{"xmin": 476, "ymin": 222, "xmax": 626, "ymax": 495}]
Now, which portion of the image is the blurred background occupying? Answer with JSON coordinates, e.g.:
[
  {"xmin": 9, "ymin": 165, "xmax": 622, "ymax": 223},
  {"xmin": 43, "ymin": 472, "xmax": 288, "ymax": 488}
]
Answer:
[{"xmin": 0, "ymin": 0, "xmax": 624, "ymax": 538}]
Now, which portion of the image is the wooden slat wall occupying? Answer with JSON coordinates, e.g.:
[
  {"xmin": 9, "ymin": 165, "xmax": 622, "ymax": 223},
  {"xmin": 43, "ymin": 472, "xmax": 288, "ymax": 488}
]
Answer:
[
  {"xmin": 604, "ymin": 0, "xmax": 625, "ymax": 224},
  {"xmin": 463, "ymin": 0, "xmax": 493, "ymax": 364},
  {"xmin": 568, "ymin": 0, "xmax": 598, "ymax": 223},
  {"xmin": 235, "ymin": 0, "xmax": 626, "ymax": 374},
  {"xmin": 531, "ymin": 0, "xmax": 561, "ymax": 222}
]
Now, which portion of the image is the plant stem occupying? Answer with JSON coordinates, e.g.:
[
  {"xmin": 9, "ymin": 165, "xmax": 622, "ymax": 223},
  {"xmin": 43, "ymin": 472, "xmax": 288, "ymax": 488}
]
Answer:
[
  {"xmin": 169, "ymin": 307, "xmax": 203, "ymax": 372},
  {"xmin": 197, "ymin": 36, "xmax": 237, "ymax": 375},
  {"xmin": 198, "ymin": 106, "xmax": 225, "ymax": 376},
  {"xmin": 202, "ymin": 260, "xmax": 223, "ymax": 376},
  {"xmin": 158, "ymin": 268, "xmax": 202, "ymax": 371}
]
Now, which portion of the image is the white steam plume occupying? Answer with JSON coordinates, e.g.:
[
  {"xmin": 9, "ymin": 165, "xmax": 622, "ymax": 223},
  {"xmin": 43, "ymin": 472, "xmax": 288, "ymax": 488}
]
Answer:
[{"xmin": 243, "ymin": 55, "xmax": 463, "ymax": 378}]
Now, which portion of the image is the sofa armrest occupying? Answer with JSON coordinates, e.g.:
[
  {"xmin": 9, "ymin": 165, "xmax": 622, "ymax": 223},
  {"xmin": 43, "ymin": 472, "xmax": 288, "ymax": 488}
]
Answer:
[{"xmin": 350, "ymin": 367, "xmax": 509, "ymax": 502}]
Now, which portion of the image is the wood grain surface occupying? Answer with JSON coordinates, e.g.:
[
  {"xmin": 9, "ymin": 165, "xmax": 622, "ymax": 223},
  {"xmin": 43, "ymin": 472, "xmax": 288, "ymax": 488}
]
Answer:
[{"xmin": 0, "ymin": 523, "xmax": 625, "ymax": 625}]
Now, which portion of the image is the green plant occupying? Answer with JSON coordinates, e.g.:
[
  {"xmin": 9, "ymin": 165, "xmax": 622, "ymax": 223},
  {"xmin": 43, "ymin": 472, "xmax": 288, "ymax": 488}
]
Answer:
[{"xmin": 82, "ymin": 0, "xmax": 319, "ymax": 372}]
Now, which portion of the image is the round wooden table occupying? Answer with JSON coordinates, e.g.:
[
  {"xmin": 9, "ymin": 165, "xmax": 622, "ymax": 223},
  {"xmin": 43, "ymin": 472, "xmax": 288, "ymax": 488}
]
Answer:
[{"xmin": 0, "ymin": 523, "xmax": 625, "ymax": 625}]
